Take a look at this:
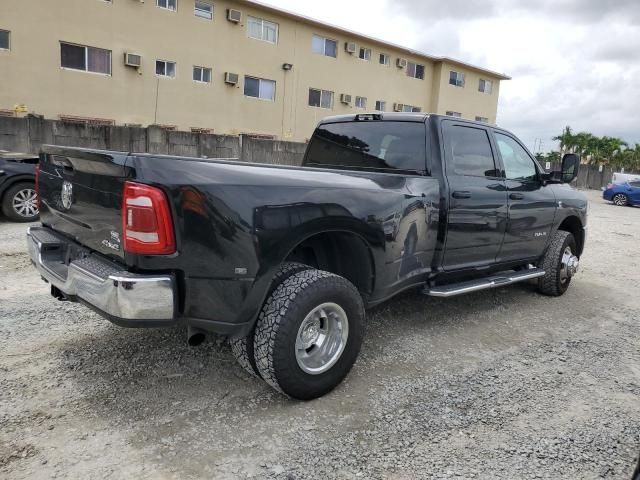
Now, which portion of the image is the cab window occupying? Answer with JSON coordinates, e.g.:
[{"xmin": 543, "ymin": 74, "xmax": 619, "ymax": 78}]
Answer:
[
  {"xmin": 495, "ymin": 133, "xmax": 538, "ymax": 181},
  {"xmin": 305, "ymin": 121, "xmax": 427, "ymax": 174},
  {"xmin": 443, "ymin": 124, "xmax": 499, "ymax": 178}
]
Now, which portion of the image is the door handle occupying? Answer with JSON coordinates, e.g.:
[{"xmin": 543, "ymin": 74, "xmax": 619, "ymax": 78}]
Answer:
[
  {"xmin": 509, "ymin": 193, "xmax": 525, "ymax": 200},
  {"xmin": 452, "ymin": 191, "xmax": 471, "ymax": 199}
]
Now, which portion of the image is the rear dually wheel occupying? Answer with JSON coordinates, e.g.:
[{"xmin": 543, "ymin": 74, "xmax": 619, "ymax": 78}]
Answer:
[
  {"xmin": 230, "ymin": 262, "xmax": 311, "ymax": 378},
  {"xmin": 253, "ymin": 269, "xmax": 365, "ymax": 400}
]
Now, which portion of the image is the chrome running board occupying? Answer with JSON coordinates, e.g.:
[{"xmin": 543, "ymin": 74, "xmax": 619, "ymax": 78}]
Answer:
[{"xmin": 424, "ymin": 268, "xmax": 545, "ymax": 298}]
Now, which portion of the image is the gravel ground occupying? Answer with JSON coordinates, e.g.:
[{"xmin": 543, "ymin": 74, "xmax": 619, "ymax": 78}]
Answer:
[{"xmin": 1, "ymin": 189, "xmax": 639, "ymax": 480}]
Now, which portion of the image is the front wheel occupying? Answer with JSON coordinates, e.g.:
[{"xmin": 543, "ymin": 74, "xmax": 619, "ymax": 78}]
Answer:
[
  {"xmin": 254, "ymin": 269, "xmax": 365, "ymax": 400},
  {"xmin": 537, "ymin": 231, "xmax": 579, "ymax": 297},
  {"xmin": 612, "ymin": 193, "xmax": 629, "ymax": 206},
  {"xmin": 2, "ymin": 182, "xmax": 39, "ymax": 222}
]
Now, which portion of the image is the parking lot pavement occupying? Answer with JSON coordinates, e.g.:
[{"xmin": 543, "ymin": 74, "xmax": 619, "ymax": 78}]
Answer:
[{"xmin": 1, "ymin": 190, "xmax": 639, "ymax": 480}]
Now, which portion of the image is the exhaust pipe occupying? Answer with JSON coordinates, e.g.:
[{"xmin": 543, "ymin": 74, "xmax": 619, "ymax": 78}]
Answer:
[{"xmin": 187, "ymin": 326, "xmax": 207, "ymax": 347}]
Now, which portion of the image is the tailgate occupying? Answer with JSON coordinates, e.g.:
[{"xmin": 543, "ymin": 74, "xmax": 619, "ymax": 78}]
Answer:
[{"xmin": 39, "ymin": 146, "xmax": 131, "ymax": 260}]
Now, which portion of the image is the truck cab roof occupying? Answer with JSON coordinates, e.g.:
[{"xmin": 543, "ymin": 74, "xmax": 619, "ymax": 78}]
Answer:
[
  {"xmin": 317, "ymin": 112, "xmax": 430, "ymax": 125},
  {"xmin": 317, "ymin": 113, "xmax": 495, "ymax": 129}
]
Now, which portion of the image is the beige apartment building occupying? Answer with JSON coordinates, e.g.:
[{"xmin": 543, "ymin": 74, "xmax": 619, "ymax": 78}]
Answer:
[{"xmin": 0, "ymin": 0, "xmax": 510, "ymax": 141}]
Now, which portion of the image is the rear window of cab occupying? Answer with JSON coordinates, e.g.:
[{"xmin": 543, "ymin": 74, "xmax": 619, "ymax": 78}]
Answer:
[{"xmin": 305, "ymin": 121, "xmax": 427, "ymax": 174}]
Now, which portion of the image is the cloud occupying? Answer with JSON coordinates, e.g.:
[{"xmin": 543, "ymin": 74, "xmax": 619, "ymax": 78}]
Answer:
[
  {"xmin": 260, "ymin": 0, "xmax": 640, "ymax": 150},
  {"xmin": 392, "ymin": 0, "xmax": 640, "ymax": 24}
]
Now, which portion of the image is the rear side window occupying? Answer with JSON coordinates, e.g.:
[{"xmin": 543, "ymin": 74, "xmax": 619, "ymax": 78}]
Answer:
[
  {"xmin": 630, "ymin": 181, "xmax": 640, "ymax": 188},
  {"xmin": 443, "ymin": 123, "xmax": 499, "ymax": 177},
  {"xmin": 305, "ymin": 121, "xmax": 426, "ymax": 174}
]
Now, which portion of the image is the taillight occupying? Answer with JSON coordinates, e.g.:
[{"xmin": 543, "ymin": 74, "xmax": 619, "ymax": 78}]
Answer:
[
  {"xmin": 606, "ymin": 183, "xmax": 613, "ymax": 189},
  {"xmin": 35, "ymin": 165, "xmax": 40, "ymax": 210},
  {"xmin": 122, "ymin": 181, "xmax": 176, "ymax": 255}
]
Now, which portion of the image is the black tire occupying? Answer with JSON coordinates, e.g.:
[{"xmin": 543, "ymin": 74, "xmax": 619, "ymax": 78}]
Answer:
[
  {"xmin": 230, "ymin": 262, "xmax": 311, "ymax": 377},
  {"xmin": 537, "ymin": 230, "xmax": 577, "ymax": 297},
  {"xmin": 612, "ymin": 193, "xmax": 628, "ymax": 206},
  {"xmin": 254, "ymin": 269, "xmax": 365, "ymax": 400},
  {"xmin": 1, "ymin": 182, "xmax": 39, "ymax": 222}
]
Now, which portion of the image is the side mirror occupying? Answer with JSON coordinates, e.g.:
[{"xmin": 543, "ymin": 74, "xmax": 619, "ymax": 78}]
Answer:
[{"xmin": 561, "ymin": 153, "xmax": 580, "ymax": 184}]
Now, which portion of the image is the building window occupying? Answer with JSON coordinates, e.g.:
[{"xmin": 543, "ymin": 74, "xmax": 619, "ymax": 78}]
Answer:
[
  {"xmin": 449, "ymin": 71, "xmax": 465, "ymax": 87},
  {"xmin": 479, "ymin": 79, "xmax": 493, "ymax": 94},
  {"xmin": 194, "ymin": 1, "xmax": 213, "ymax": 19},
  {"xmin": 247, "ymin": 16, "xmax": 279, "ymax": 44},
  {"xmin": 157, "ymin": 0, "xmax": 177, "ymax": 11},
  {"xmin": 355, "ymin": 96, "xmax": 367, "ymax": 109},
  {"xmin": 61, "ymin": 43, "xmax": 111, "ymax": 75},
  {"xmin": 375, "ymin": 100, "xmax": 386, "ymax": 111},
  {"xmin": 308, "ymin": 88, "xmax": 334, "ymax": 109},
  {"xmin": 407, "ymin": 62, "xmax": 425, "ymax": 80},
  {"xmin": 359, "ymin": 48, "xmax": 371, "ymax": 61},
  {"xmin": 156, "ymin": 60, "xmax": 176, "ymax": 78},
  {"xmin": 446, "ymin": 111, "xmax": 463, "ymax": 118},
  {"xmin": 312, "ymin": 35, "xmax": 337, "ymax": 58},
  {"xmin": 403, "ymin": 105, "xmax": 422, "ymax": 113},
  {"xmin": 0, "ymin": 30, "xmax": 9, "ymax": 50},
  {"xmin": 193, "ymin": 66, "xmax": 212, "ymax": 83},
  {"xmin": 379, "ymin": 53, "xmax": 390, "ymax": 66},
  {"xmin": 475, "ymin": 116, "xmax": 489, "ymax": 123},
  {"xmin": 244, "ymin": 76, "xmax": 276, "ymax": 101}
]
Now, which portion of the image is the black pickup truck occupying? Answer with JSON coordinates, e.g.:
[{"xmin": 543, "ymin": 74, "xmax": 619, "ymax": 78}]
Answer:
[{"xmin": 28, "ymin": 114, "xmax": 587, "ymax": 400}]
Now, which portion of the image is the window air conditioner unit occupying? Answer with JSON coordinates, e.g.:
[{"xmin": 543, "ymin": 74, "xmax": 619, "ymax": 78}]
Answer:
[
  {"xmin": 397, "ymin": 58, "xmax": 408, "ymax": 68},
  {"xmin": 340, "ymin": 94, "xmax": 352, "ymax": 105},
  {"xmin": 227, "ymin": 9, "xmax": 242, "ymax": 23},
  {"xmin": 124, "ymin": 53, "xmax": 142, "ymax": 68},
  {"xmin": 345, "ymin": 42, "xmax": 357, "ymax": 54},
  {"xmin": 393, "ymin": 103, "xmax": 405, "ymax": 112},
  {"xmin": 224, "ymin": 72, "xmax": 239, "ymax": 85}
]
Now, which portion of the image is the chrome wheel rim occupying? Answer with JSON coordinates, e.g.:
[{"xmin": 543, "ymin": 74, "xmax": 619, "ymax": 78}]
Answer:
[
  {"xmin": 613, "ymin": 194, "xmax": 627, "ymax": 206},
  {"xmin": 560, "ymin": 246, "xmax": 579, "ymax": 284},
  {"xmin": 295, "ymin": 303, "xmax": 349, "ymax": 375},
  {"xmin": 12, "ymin": 188, "xmax": 38, "ymax": 218}
]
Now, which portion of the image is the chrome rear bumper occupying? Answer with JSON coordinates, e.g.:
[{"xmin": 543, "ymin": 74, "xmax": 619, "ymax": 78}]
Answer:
[{"xmin": 27, "ymin": 226, "xmax": 176, "ymax": 322}]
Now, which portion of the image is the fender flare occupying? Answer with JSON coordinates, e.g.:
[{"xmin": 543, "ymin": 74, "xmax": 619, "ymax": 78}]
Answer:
[
  {"xmin": 237, "ymin": 219, "xmax": 383, "ymax": 335},
  {"xmin": 552, "ymin": 213, "xmax": 586, "ymax": 257}
]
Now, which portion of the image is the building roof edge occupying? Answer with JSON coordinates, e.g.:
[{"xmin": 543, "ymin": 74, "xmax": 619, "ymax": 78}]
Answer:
[{"xmin": 237, "ymin": 0, "xmax": 512, "ymax": 80}]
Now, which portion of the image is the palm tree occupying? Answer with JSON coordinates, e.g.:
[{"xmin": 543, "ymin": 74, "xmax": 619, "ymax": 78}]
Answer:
[
  {"xmin": 553, "ymin": 126, "xmax": 575, "ymax": 157},
  {"xmin": 573, "ymin": 132, "xmax": 595, "ymax": 163},
  {"xmin": 550, "ymin": 128, "xmax": 637, "ymax": 172}
]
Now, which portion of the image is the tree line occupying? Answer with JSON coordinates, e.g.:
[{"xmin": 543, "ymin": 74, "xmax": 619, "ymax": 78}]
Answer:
[{"xmin": 535, "ymin": 127, "xmax": 640, "ymax": 172}]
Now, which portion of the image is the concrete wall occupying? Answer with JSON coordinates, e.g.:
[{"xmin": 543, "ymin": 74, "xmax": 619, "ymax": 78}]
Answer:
[
  {"xmin": 3, "ymin": 116, "xmax": 626, "ymax": 189},
  {"xmin": 0, "ymin": 0, "xmax": 507, "ymax": 142},
  {"xmin": 241, "ymin": 136, "xmax": 307, "ymax": 166},
  {"xmin": 0, "ymin": 115, "xmax": 295, "ymax": 164}
]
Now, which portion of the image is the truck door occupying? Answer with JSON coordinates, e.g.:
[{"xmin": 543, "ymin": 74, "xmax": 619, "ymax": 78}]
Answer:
[
  {"xmin": 492, "ymin": 131, "xmax": 557, "ymax": 262},
  {"xmin": 442, "ymin": 121, "xmax": 508, "ymax": 270}
]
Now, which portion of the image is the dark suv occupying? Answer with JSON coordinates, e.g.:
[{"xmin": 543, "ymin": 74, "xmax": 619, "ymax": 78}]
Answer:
[{"xmin": 0, "ymin": 152, "xmax": 39, "ymax": 222}]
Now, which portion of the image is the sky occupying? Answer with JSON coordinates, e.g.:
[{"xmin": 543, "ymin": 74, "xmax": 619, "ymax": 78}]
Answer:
[{"xmin": 259, "ymin": 0, "xmax": 640, "ymax": 153}]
